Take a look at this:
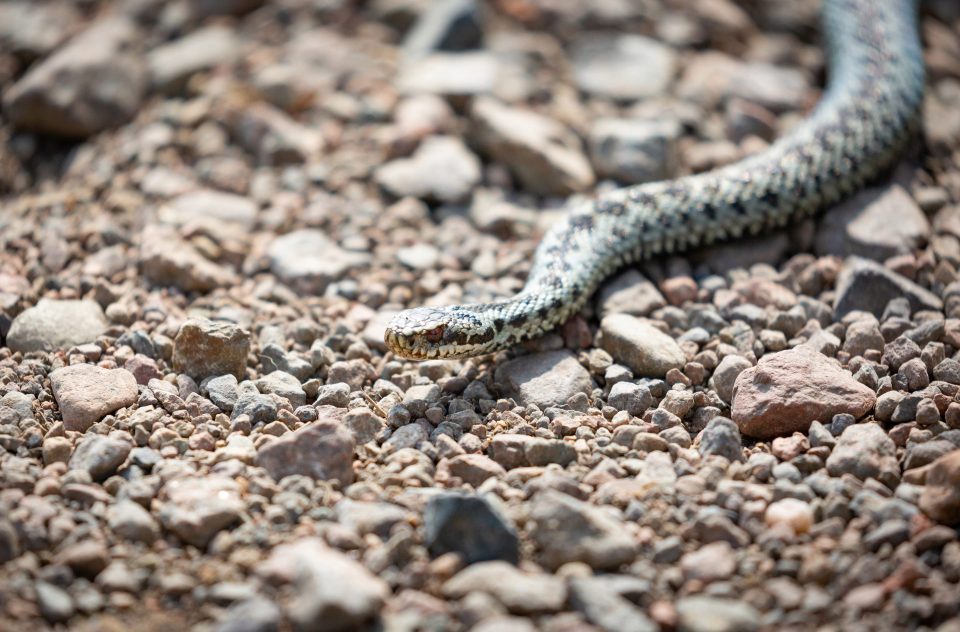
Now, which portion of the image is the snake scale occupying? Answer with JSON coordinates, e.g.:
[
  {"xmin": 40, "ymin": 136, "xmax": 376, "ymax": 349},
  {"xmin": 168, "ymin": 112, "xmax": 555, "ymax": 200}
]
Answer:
[{"xmin": 385, "ymin": 0, "xmax": 925, "ymax": 360}]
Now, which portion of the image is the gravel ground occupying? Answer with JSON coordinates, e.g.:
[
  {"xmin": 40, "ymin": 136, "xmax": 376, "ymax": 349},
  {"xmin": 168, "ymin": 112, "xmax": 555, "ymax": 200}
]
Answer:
[{"xmin": 2, "ymin": 0, "xmax": 960, "ymax": 630}]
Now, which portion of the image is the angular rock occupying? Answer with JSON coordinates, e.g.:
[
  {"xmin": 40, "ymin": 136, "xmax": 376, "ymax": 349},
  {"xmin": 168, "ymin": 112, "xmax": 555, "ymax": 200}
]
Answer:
[
  {"xmin": 268, "ymin": 229, "xmax": 371, "ymax": 295},
  {"xmin": 159, "ymin": 475, "xmax": 245, "ymax": 548},
  {"xmin": 731, "ymin": 346, "xmax": 876, "ymax": 439},
  {"xmin": 711, "ymin": 355, "xmax": 752, "ymax": 404},
  {"xmin": 600, "ymin": 314, "xmax": 685, "ymax": 378},
  {"xmin": 50, "ymin": 365, "xmax": 138, "ymax": 432},
  {"xmin": 834, "ymin": 257, "xmax": 942, "ymax": 318},
  {"xmin": 256, "ymin": 421, "xmax": 355, "ymax": 485},
  {"xmin": 173, "ymin": 319, "xmax": 250, "ymax": 381},
  {"xmin": 107, "ymin": 499, "xmax": 160, "ymax": 544},
  {"xmin": 596, "ymin": 269, "xmax": 667, "ymax": 318},
  {"xmin": 141, "ymin": 225, "xmax": 237, "ymax": 292},
  {"xmin": 423, "ymin": 492, "xmax": 519, "ymax": 564},
  {"xmin": 7, "ymin": 299, "xmax": 107, "ymax": 353},
  {"xmin": 69, "ymin": 435, "xmax": 131, "ymax": 482},
  {"xmin": 571, "ymin": 34, "xmax": 677, "ymax": 100},
  {"xmin": 442, "ymin": 561, "xmax": 566, "ymax": 614},
  {"xmin": 589, "ymin": 118, "xmax": 681, "ymax": 183},
  {"xmin": 919, "ymin": 450, "xmax": 960, "ymax": 526},
  {"xmin": 698, "ymin": 417, "xmax": 743, "ymax": 462},
  {"xmin": 375, "ymin": 135, "xmax": 480, "ymax": 202},
  {"xmin": 675, "ymin": 596, "xmax": 759, "ymax": 632},
  {"xmin": 495, "ymin": 350, "xmax": 592, "ymax": 409},
  {"xmin": 826, "ymin": 423, "xmax": 900, "ymax": 488},
  {"xmin": 148, "ymin": 25, "xmax": 241, "ymax": 92}
]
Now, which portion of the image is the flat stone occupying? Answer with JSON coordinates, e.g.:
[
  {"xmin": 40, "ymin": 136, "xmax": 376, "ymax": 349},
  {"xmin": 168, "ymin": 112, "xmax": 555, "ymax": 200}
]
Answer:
[
  {"xmin": 256, "ymin": 421, "xmax": 355, "ymax": 485},
  {"xmin": 69, "ymin": 435, "xmax": 131, "ymax": 482},
  {"xmin": 675, "ymin": 595, "xmax": 760, "ymax": 632},
  {"xmin": 442, "ymin": 561, "xmax": 566, "ymax": 614},
  {"xmin": 158, "ymin": 188, "xmax": 257, "ymax": 232},
  {"xmin": 107, "ymin": 499, "xmax": 160, "ymax": 544},
  {"xmin": 596, "ymin": 269, "xmax": 667, "ymax": 318},
  {"xmin": 3, "ymin": 17, "xmax": 146, "ymax": 137},
  {"xmin": 815, "ymin": 185, "xmax": 930, "ymax": 260},
  {"xmin": 834, "ymin": 256, "xmax": 942, "ymax": 318},
  {"xmin": 7, "ymin": 299, "xmax": 107, "ymax": 353},
  {"xmin": 231, "ymin": 102, "xmax": 324, "ymax": 165},
  {"xmin": 569, "ymin": 576, "xmax": 658, "ymax": 632},
  {"xmin": 919, "ymin": 450, "xmax": 960, "ymax": 526},
  {"xmin": 50, "ymin": 365, "xmax": 138, "ymax": 432},
  {"xmin": 141, "ymin": 225, "xmax": 237, "ymax": 292},
  {"xmin": 600, "ymin": 314, "xmax": 685, "ymax": 378},
  {"xmin": 571, "ymin": 34, "xmax": 676, "ymax": 100},
  {"xmin": 254, "ymin": 371, "xmax": 306, "ymax": 408},
  {"xmin": 731, "ymin": 346, "xmax": 876, "ymax": 439},
  {"xmin": 148, "ymin": 25, "xmax": 241, "ymax": 92},
  {"xmin": 158, "ymin": 475, "xmax": 245, "ymax": 548},
  {"xmin": 35, "ymin": 581, "xmax": 75, "ymax": 623},
  {"xmin": 267, "ymin": 229, "xmax": 371, "ymax": 295},
  {"xmin": 444, "ymin": 453, "xmax": 505, "ymax": 487},
  {"xmin": 825, "ymin": 423, "xmax": 900, "ymax": 488},
  {"xmin": 258, "ymin": 537, "xmax": 388, "ymax": 631},
  {"xmin": 173, "ymin": 319, "xmax": 250, "ymax": 381},
  {"xmin": 589, "ymin": 118, "xmax": 681, "ymax": 184},
  {"xmin": 495, "ymin": 350, "xmax": 592, "ymax": 409},
  {"xmin": 423, "ymin": 492, "xmax": 519, "ymax": 564},
  {"xmin": 470, "ymin": 97, "xmax": 594, "ymax": 196},
  {"xmin": 375, "ymin": 135, "xmax": 480, "ymax": 202}
]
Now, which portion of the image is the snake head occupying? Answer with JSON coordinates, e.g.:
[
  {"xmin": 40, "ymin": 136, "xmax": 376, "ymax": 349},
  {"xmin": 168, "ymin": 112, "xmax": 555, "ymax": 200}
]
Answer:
[{"xmin": 384, "ymin": 306, "xmax": 493, "ymax": 359}]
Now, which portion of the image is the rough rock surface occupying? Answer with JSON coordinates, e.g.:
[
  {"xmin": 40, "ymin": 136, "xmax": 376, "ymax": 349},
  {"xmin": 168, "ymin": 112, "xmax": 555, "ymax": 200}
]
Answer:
[{"xmin": 49, "ymin": 365, "xmax": 138, "ymax": 432}]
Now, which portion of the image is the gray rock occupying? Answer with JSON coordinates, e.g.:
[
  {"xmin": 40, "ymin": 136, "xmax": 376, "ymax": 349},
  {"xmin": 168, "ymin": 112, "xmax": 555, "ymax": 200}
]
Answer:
[
  {"xmin": 205, "ymin": 374, "xmax": 241, "ymax": 411},
  {"xmin": 495, "ymin": 350, "xmax": 592, "ymax": 409},
  {"xmin": 159, "ymin": 475, "xmax": 245, "ymax": 548},
  {"xmin": 569, "ymin": 576, "xmax": 658, "ymax": 632},
  {"xmin": 376, "ymin": 136, "xmax": 481, "ymax": 202},
  {"xmin": 600, "ymin": 314, "xmax": 686, "ymax": 377},
  {"xmin": 158, "ymin": 189, "xmax": 257, "ymax": 232},
  {"xmin": 335, "ymin": 499, "xmax": 410, "ymax": 538},
  {"xmin": 255, "ymin": 371, "xmax": 306, "ymax": 408},
  {"xmin": 402, "ymin": 0, "xmax": 483, "ymax": 57},
  {"xmin": 258, "ymin": 537, "xmax": 388, "ymax": 631},
  {"xmin": 231, "ymin": 103, "xmax": 324, "ymax": 165},
  {"xmin": 173, "ymin": 319, "xmax": 250, "ymax": 381},
  {"xmin": 256, "ymin": 421, "xmax": 355, "ymax": 485},
  {"xmin": 7, "ymin": 299, "xmax": 107, "ymax": 353},
  {"xmin": 710, "ymin": 355, "xmax": 752, "ymax": 404},
  {"xmin": 815, "ymin": 185, "xmax": 930, "ymax": 261},
  {"xmin": 571, "ymin": 34, "xmax": 677, "ymax": 100},
  {"xmin": 589, "ymin": 118, "xmax": 681, "ymax": 183},
  {"xmin": 698, "ymin": 417, "xmax": 743, "ymax": 462},
  {"xmin": 35, "ymin": 581, "xmax": 75, "ymax": 623},
  {"xmin": 107, "ymin": 499, "xmax": 160, "ymax": 544},
  {"xmin": 69, "ymin": 435, "xmax": 131, "ymax": 482},
  {"xmin": 141, "ymin": 225, "xmax": 237, "ymax": 292},
  {"xmin": 398, "ymin": 51, "xmax": 500, "ymax": 97},
  {"xmin": 675, "ymin": 595, "xmax": 759, "ymax": 632},
  {"xmin": 148, "ymin": 25, "xmax": 241, "ymax": 92},
  {"xmin": 424, "ymin": 492, "xmax": 519, "ymax": 564},
  {"xmin": 386, "ymin": 423, "xmax": 428, "ymax": 450},
  {"xmin": 470, "ymin": 97, "xmax": 594, "ymax": 196},
  {"xmin": 826, "ymin": 423, "xmax": 899, "ymax": 488},
  {"xmin": 1, "ymin": 391, "xmax": 35, "ymax": 420},
  {"xmin": 50, "ymin": 365, "xmax": 139, "ymax": 432},
  {"xmin": 607, "ymin": 381, "xmax": 654, "ymax": 417},
  {"xmin": 442, "ymin": 561, "xmax": 566, "ymax": 614},
  {"xmin": 268, "ymin": 229, "xmax": 371, "ymax": 295},
  {"xmin": 529, "ymin": 490, "xmax": 637, "ymax": 570},
  {"xmin": 843, "ymin": 319, "xmax": 885, "ymax": 357},
  {"xmin": 597, "ymin": 269, "xmax": 667, "ymax": 318},
  {"xmin": 0, "ymin": 2, "xmax": 79, "ymax": 61},
  {"xmin": 217, "ymin": 596, "xmax": 282, "ymax": 632},
  {"xmin": 834, "ymin": 257, "xmax": 942, "ymax": 318},
  {"xmin": 3, "ymin": 17, "xmax": 146, "ymax": 137},
  {"xmin": 315, "ymin": 382, "xmax": 350, "ymax": 408}
]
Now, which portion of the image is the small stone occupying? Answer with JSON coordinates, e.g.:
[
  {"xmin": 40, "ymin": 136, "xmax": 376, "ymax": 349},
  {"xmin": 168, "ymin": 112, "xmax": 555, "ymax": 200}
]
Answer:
[
  {"xmin": 158, "ymin": 475, "xmax": 245, "ymax": 548},
  {"xmin": 495, "ymin": 350, "xmax": 592, "ymax": 409},
  {"xmin": 765, "ymin": 498, "xmax": 814, "ymax": 534},
  {"xmin": 444, "ymin": 453, "xmax": 505, "ymax": 487},
  {"xmin": 7, "ymin": 299, "xmax": 107, "ymax": 353},
  {"xmin": 69, "ymin": 435, "xmax": 131, "ymax": 482},
  {"xmin": 205, "ymin": 374, "xmax": 240, "ymax": 411},
  {"xmin": 442, "ymin": 561, "xmax": 566, "ymax": 614},
  {"xmin": 50, "ymin": 365, "xmax": 138, "ymax": 432},
  {"xmin": 600, "ymin": 314, "xmax": 686, "ymax": 378},
  {"xmin": 141, "ymin": 225, "xmax": 236, "ymax": 292},
  {"xmin": 0, "ymin": 520, "xmax": 20, "ymax": 563},
  {"xmin": 148, "ymin": 25, "xmax": 240, "ymax": 92},
  {"xmin": 397, "ymin": 244, "xmax": 441, "ymax": 271},
  {"xmin": 35, "ymin": 581, "xmax": 75, "ymax": 623},
  {"xmin": 232, "ymin": 102, "xmax": 324, "ymax": 165},
  {"xmin": 423, "ymin": 492, "xmax": 519, "ymax": 564},
  {"xmin": 258, "ymin": 537, "xmax": 388, "ymax": 631},
  {"xmin": 58, "ymin": 540, "xmax": 109, "ymax": 577},
  {"xmin": 173, "ymin": 319, "xmax": 250, "ymax": 381},
  {"xmin": 267, "ymin": 229, "xmax": 371, "ymax": 295},
  {"xmin": 711, "ymin": 355, "xmax": 752, "ymax": 404},
  {"xmin": 569, "ymin": 576, "xmax": 658, "ymax": 632},
  {"xmin": 834, "ymin": 257, "xmax": 942, "ymax": 318},
  {"xmin": 256, "ymin": 421, "xmax": 356, "ymax": 485},
  {"xmin": 402, "ymin": 0, "xmax": 483, "ymax": 57},
  {"xmin": 42, "ymin": 436, "xmax": 72, "ymax": 465},
  {"xmin": 470, "ymin": 97, "xmax": 594, "ymax": 196},
  {"xmin": 218, "ymin": 596, "xmax": 282, "ymax": 632},
  {"xmin": 158, "ymin": 188, "xmax": 257, "ymax": 232},
  {"xmin": 607, "ymin": 381, "xmax": 654, "ymax": 417},
  {"xmin": 731, "ymin": 346, "xmax": 876, "ymax": 439},
  {"xmin": 675, "ymin": 596, "xmax": 759, "ymax": 632},
  {"xmin": 826, "ymin": 423, "xmax": 900, "ymax": 488},
  {"xmin": 698, "ymin": 417, "xmax": 743, "ymax": 461},
  {"xmin": 681, "ymin": 541, "xmax": 735, "ymax": 582},
  {"xmin": 919, "ymin": 451, "xmax": 960, "ymax": 525},
  {"xmin": 597, "ymin": 269, "xmax": 667, "ymax": 318},
  {"xmin": 376, "ymin": 135, "xmax": 480, "ymax": 202},
  {"xmin": 107, "ymin": 499, "xmax": 160, "ymax": 544},
  {"xmin": 255, "ymin": 371, "xmax": 306, "ymax": 408},
  {"xmin": 843, "ymin": 319, "xmax": 885, "ymax": 357},
  {"xmin": 589, "ymin": 118, "xmax": 681, "ymax": 184},
  {"xmin": 571, "ymin": 34, "xmax": 677, "ymax": 100}
]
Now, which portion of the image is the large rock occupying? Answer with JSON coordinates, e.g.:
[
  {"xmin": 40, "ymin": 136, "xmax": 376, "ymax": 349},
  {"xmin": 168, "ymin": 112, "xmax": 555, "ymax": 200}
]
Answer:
[
  {"xmin": 158, "ymin": 475, "xmax": 245, "ymax": 548},
  {"xmin": 3, "ymin": 17, "xmax": 146, "ymax": 138},
  {"xmin": 258, "ymin": 537, "xmax": 389, "ymax": 631},
  {"xmin": 256, "ymin": 421, "xmax": 355, "ymax": 485},
  {"xmin": 173, "ymin": 318, "xmax": 250, "ymax": 381},
  {"xmin": 494, "ymin": 350, "xmax": 593, "ymax": 409},
  {"xmin": 7, "ymin": 299, "xmax": 107, "ymax": 353},
  {"xmin": 919, "ymin": 450, "xmax": 960, "ymax": 526},
  {"xmin": 731, "ymin": 346, "xmax": 876, "ymax": 439},
  {"xmin": 267, "ymin": 229, "xmax": 371, "ymax": 295},
  {"xmin": 158, "ymin": 189, "xmax": 257, "ymax": 232},
  {"xmin": 825, "ymin": 423, "xmax": 899, "ymax": 488},
  {"xmin": 470, "ymin": 97, "xmax": 594, "ymax": 196},
  {"xmin": 423, "ymin": 492, "xmax": 519, "ymax": 564},
  {"xmin": 50, "ymin": 365, "xmax": 138, "ymax": 432},
  {"xmin": 600, "ymin": 314, "xmax": 685, "ymax": 377},
  {"xmin": 834, "ymin": 257, "xmax": 942, "ymax": 318},
  {"xmin": 815, "ymin": 185, "xmax": 930, "ymax": 260}
]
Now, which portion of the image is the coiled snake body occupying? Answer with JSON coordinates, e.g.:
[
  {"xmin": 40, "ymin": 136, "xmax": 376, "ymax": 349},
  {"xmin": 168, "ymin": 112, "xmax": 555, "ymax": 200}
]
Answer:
[{"xmin": 385, "ymin": 0, "xmax": 925, "ymax": 360}]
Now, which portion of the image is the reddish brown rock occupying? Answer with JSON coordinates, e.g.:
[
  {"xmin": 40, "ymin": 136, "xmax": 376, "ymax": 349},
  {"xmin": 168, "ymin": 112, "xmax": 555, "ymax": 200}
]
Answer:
[
  {"xmin": 919, "ymin": 450, "xmax": 960, "ymax": 526},
  {"xmin": 442, "ymin": 454, "xmax": 505, "ymax": 487},
  {"xmin": 256, "ymin": 421, "xmax": 356, "ymax": 485},
  {"xmin": 50, "ymin": 365, "xmax": 138, "ymax": 432},
  {"xmin": 731, "ymin": 346, "xmax": 876, "ymax": 439}
]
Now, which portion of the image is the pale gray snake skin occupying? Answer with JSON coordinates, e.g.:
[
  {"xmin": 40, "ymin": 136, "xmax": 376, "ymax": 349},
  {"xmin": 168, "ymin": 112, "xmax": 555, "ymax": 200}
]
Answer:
[{"xmin": 385, "ymin": 0, "xmax": 925, "ymax": 360}]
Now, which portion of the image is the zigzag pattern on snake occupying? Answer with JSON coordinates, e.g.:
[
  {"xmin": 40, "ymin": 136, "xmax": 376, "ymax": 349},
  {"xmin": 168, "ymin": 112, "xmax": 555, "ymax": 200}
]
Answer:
[{"xmin": 385, "ymin": 0, "xmax": 926, "ymax": 360}]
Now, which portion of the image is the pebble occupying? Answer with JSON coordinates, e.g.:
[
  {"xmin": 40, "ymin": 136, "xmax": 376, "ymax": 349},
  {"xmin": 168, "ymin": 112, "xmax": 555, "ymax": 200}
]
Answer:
[
  {"xmin": 596, "ymin": 269, "xmax": 667, "ymax": 318},
  {"xmin": 69, "ymin": 435, "xmax": 131, "ymax": 482},
  {"xmin": 698, "ymin": 417, "xmax": 743, "ymax": 461},
  {"xmin": 765, "ymin": 498, "xmax": 815, "ymax": 534},
  {"xmin": 255, "ymin": 371, "xmax": 306, "ymax": 408},
  {"xmin": 50, "ymin": 365, "xmax": 138, "ymax": 432},
  {"xmin": 494, "ymin": 350, "xmax": 593, "ymax": 409},
  {"xmin": 376, "ymin": 135, "xmax": 481, "ymax": 202},
  {"xmin": 571, "ymin": 34, "xmax": 677, "ymax": 100},
  {"xmin": 731, "ymin": 346, "xmax": 876, "ymax": 439},
  {"xmin": 7, "ymin": 299, "xmax": 107, "ymax": 353},
  {"xmin": 173, "ymin": 319, "xmax": 250, "ymax": 381},
  {"xmin": 589, "ymin": 118, "xmax": 681, "ymax": 183},
  {"xmin": 711, "ymin": 354, "xmax": 752, "ymax": 404},
  {"xmin": 826, "ymin": 423, "xmax": 900, "ymax": 488},
  {"xmin": 569, "ymin": 576, "xmax": 658, "ymax": 632},
  {"xmin": 158, "ymin": 189, "xmax": 257, "ymax": 232},
  {"xmin": 267, "ymin": 229, "xmax": 372, "ymax": 295},
  {"xmin": 470, "ymin": 97, "xmax": 595, "ymax": 196},
  {"xmin": 442, "ymin": 561, "xmax": 566, "ymax": 614},
  {"xmin": 423, "ymin": 492, "xmax": 519, "ymax": 564},
  {"xmin": 600, "ymin": 314, "xmax": 686, "ymax": 377},
  {"xmin": 158, "ymin": 475, "xmax": 245, "ymax": 548},
  {"xmin": 681, "ymin": 541, "xmax": 735, "ymax": 582},
  {"xmin": 675, "ymin": 595, "xmax": 759, "ymax": 632},
  {"xmin": 834, "ymin": 257, "xmax": 943, "ymax": 318},
  {"xmin": 444, "ymin": 453, "xmax": 506, "ymax": 487},
  {"xmin": 256, "ymin": 421, "xmax": 356, "ymax": 485},
  {"xmin": 107, "ymin": 499, "xmax": 160, "ymax": 544},
  {"xmin": 141, "ymin": 225, "xmax": 237, "ymax": 292},
  {"xmin": 35, "ymin": 581, "xmax": 75, "ymax": 623},
  {"xmin": 919, "ymin": 451, "xmax": 960, "ymax": 525},
  {"xmin": 148, "ymin": 25, "xmax": 241, "ymax": 92}
]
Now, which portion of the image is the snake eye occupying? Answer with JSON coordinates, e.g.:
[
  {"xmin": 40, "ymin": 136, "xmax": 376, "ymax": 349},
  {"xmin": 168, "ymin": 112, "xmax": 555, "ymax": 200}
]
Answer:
[{"xmin": 423, "ymin": 326, "xmax": 444, "ymax": 343}]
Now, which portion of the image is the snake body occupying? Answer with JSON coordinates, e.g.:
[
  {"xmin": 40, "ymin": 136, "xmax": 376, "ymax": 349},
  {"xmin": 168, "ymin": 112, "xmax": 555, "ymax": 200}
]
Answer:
[{"xmin": 385, "ymin": 0, "xmax": 925, "ymax": 360}]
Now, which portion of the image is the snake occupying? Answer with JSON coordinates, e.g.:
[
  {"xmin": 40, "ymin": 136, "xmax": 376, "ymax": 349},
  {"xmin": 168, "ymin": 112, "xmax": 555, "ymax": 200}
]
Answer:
[{"xmin": 384, "ymin": 0, "xmax": 925, "ymax": 360}]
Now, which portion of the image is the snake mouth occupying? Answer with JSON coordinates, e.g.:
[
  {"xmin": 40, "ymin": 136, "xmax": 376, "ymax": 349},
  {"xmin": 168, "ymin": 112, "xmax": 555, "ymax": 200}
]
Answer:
[{"xmin": 384, "ymin": 328, "xmax": 441, "ymax": 360}]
